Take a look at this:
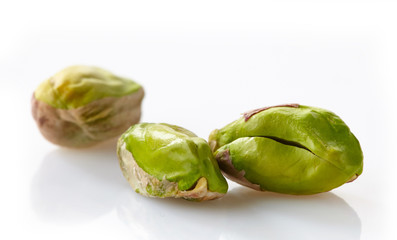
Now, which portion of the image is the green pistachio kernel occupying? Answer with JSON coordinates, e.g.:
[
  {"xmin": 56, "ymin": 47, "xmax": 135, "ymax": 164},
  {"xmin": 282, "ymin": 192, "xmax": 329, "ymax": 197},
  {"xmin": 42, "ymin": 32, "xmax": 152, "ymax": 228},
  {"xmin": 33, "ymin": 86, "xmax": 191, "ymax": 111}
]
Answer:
[
  {"xmin": 34, "ymin": 65, "xmax": 141, "ymax": 109},
  {"xmin": 118, "ymin": 123, "xmax": 228, "ymax": 201},
  {"xmin": 209, "ymin": 104, "xmax": 363, "ymax": 195},
  {"xmin": 32, "ymin": 65, "xmax": 144, "ymax": 148}
]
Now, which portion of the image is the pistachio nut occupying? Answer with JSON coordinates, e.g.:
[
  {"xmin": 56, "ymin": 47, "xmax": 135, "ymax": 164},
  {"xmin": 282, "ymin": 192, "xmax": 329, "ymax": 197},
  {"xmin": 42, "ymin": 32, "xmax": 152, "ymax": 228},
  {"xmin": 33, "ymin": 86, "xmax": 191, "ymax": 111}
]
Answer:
[
  {"xmin": 209, "ymin": 104, "xmax": 363, "ymax": 195},
  {"xmin": 32, "ymin": 65, "xmax": 144, "ymax": 148},
  {"xmin": 117, "ymin": 123, "xmax": 228, "ymax": 201}
]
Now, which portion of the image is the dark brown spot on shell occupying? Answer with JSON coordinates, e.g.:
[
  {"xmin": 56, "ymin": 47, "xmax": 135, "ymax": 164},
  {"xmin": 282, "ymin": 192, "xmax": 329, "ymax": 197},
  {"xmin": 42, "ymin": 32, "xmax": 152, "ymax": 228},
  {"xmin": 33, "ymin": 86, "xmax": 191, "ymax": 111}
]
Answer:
[{"xmin": 38, "ymin": 116, "xmax": 48, "ymax": 126}]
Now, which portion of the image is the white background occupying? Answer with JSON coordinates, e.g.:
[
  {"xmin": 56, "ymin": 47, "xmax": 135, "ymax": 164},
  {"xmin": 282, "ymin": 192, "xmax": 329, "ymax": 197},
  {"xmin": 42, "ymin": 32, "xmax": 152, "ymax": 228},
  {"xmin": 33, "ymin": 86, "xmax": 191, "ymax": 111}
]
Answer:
[{"xmin": 1, "ymin": 0, "xmax": 396, "ymax": 239}]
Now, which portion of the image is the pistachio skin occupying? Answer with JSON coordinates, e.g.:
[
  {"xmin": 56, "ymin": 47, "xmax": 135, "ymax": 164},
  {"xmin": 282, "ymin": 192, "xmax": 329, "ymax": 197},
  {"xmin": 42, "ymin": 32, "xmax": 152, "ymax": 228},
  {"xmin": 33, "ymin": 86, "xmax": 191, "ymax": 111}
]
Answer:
[
  {"xmin": 117, "ymin": 123, "xmax": 228, "ymax": 201},
  {"xmin": 34, "ymin": 65, "xmax": 141, "ymax": 109},
  {"xmin": 32, "ymin": 66, "xmax": 144, "ymax": 148},
  {"xmin": 209, "ymin": 104, "xmax": 363, "ymax": 195}
]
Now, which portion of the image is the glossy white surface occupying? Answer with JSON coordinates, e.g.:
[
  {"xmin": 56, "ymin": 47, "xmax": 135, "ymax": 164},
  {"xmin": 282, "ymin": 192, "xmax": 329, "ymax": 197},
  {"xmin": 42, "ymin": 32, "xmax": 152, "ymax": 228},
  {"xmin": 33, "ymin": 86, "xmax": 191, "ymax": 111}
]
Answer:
[{"xmin": 1, "ymin": 1, "xmax": 396, "ymax": 239}]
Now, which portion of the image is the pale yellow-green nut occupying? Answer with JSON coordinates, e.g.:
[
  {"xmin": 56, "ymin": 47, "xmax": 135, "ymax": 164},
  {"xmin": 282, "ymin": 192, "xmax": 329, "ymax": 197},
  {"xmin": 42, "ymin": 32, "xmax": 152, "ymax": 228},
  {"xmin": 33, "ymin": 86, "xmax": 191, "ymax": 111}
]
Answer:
[
  {"xmin": 117, "ymin": 123, "xmax": 228, "ymax": 201},
  {"xmin": 32, "ymin": 65, "xmax": 144, "ymax": 148}
]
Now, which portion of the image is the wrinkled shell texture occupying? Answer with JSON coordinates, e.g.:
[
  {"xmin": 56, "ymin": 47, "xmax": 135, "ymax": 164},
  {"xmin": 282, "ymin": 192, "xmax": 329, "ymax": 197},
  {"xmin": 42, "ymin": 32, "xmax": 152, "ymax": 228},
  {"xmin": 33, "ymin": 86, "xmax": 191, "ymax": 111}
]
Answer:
[
  {"xmin": 210, "ymin": 104, "xmax": 363, "ymax": 195},
  {"xmin": 32, "ymin": 65, "xmax": 144, "ymax": 148},
  {"xmin": 117, "ymin": 123, "xmax": 228, "ymax": 201},
  {"xmin": 32, "ymin": 88, "xmax": 144, "ymax": 148},
  {"xmin": 118, "ymin": 141, "xmax": 224, "ymax": 201}
]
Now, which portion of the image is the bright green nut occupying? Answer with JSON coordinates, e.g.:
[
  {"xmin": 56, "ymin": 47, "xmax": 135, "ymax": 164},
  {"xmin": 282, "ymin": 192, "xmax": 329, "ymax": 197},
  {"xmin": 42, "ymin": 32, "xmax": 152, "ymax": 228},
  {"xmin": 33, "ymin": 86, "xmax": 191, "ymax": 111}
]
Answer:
[
  {"xmin": 209, "ymin": 104, "xmax": 363, "ymax": 195},
  {"xmin": 117, "ymin": 123, "xmax": 228, "ymax": 201},
  {"xmin": 32, "ymin": 65, "xmax": 144, "ymax": 148}
]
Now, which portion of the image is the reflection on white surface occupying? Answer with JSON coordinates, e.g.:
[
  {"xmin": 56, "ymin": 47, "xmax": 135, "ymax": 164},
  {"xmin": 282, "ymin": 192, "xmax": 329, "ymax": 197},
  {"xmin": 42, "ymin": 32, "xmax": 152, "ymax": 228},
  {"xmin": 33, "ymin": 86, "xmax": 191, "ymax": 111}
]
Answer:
[
  {"xmin": 117, "ymin": 186, "xmax": 361, "ymax": 240},
  {"xmin": 30, "ymin": 140, "xmax": 127, "ymax": 224},
  {"xmin": 29, "ymin": 140, "xmax": 361, "ymax": 239}
]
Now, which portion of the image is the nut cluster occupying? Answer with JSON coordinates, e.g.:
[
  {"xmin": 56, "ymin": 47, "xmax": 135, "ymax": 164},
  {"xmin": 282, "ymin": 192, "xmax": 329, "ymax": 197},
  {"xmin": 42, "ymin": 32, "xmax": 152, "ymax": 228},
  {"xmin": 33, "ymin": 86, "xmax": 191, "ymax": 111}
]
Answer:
[{"xmin": 32, "ymin": 66, "xmax": 364, "ymax": 201}]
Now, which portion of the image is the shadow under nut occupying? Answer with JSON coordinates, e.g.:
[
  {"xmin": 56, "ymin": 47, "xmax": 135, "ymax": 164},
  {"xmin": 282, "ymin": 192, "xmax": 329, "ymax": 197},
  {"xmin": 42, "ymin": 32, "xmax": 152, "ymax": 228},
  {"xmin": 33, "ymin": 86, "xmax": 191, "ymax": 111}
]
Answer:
[{"xmin": 32, "ymin": 88, "xmax": 144, "ymax": 148}]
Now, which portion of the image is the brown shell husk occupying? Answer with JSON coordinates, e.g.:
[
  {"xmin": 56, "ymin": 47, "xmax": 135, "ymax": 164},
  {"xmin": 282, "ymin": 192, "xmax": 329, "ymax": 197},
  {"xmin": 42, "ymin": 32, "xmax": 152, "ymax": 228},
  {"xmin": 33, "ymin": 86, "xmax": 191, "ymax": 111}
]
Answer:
[{"xmin": 32, "ymin": 88, "xmax": 144, "ymax": 148}]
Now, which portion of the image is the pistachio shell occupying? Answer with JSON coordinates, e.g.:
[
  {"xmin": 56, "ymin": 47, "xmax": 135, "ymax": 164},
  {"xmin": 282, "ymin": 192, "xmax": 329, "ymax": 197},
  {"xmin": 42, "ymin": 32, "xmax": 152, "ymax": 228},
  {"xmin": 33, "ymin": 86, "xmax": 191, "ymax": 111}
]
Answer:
[
  {"xmin": 209, "ymin": 104, "xmax": 363, "ymax": 195},
  {"xmin": 32, "ymin": 66, "xmax": 144, "ymax": 148},
  {"xmin": 117, "ymin": 123, "xmax": 228, "ymax": 201}
]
